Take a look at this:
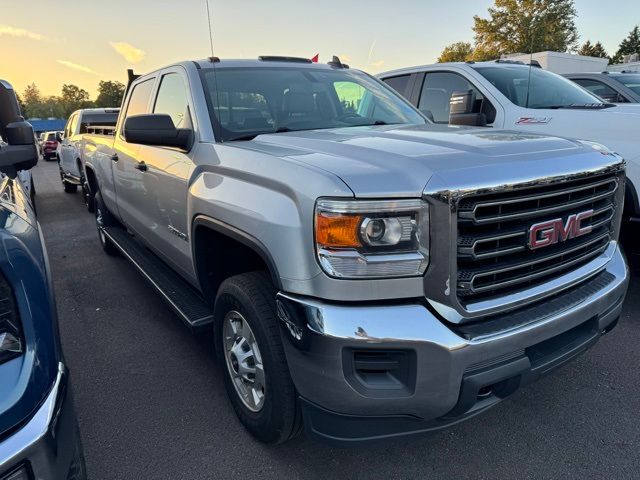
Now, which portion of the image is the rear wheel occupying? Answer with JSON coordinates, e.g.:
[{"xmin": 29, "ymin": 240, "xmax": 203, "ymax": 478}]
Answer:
[
  {"xmin": 82, "ymin": 179, "xmax": 95, "ymax": 213},
  {"xmin": 214, "ymin": 272, "xmax": 301, "ymax": 444},
  {"xmin": 94, "ymin": 191, "xmax": 118, "ymax": 256}
]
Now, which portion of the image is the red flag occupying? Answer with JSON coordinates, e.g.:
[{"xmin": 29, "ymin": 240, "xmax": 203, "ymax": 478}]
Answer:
[{"xmin": 311, "ymin": 54, "xmax": 319, "ymax": 63}]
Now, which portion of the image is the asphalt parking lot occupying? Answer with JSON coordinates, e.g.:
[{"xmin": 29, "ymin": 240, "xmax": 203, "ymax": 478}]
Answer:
[{"xmin": 32, "ymin": 158, "xmax": 640, "ymax": 480}]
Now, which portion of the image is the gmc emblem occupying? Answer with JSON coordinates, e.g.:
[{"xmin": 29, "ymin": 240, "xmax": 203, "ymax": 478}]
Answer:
[{"xmin": 528, "ymin": 210, "xmax": 594, "ymax": 250}]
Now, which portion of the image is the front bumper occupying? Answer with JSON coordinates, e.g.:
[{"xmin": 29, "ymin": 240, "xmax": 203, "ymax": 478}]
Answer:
[
  {"xmin": 277, "ymin": 246, "xmax": 629, "ymax": 445},
  {"xmin": 0, "ymin": 364, "xmax": 85, "ymax": 478}
]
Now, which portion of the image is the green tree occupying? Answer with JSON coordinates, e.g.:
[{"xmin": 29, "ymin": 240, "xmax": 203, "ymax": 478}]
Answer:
[
  {"xmin": 473, "ymin": 0, "xmax": 579, "ymax": 57},
  {"xmin": 40, "ymin": 97, "xmax": 65, "ymax": 118},
  {"xmin": 438, "ymin": 42, "xmax": 474, "ymax": 62},
  {"xmin": 612, "ymin": 26, "xmax": 640, "ymax": 64},
  {"xmin": 60, "ymin": 84, "xmax": 93, "ymax": 117},
  {"xmin": 95, "ymin": 80, "xmax": 125, "ymax": 108},
  {"xmin": 468, "ymin": 45, "xmax": 502, "ymax": 62},
  {"xmin": 578, "ymin": 40, "xmax": 610, "ymax": 62},
  {"xmin": 15, "ymin": 93, "xmax": 26, "ymax": 117},
  {"xmin": 22, "ymin": 83, "xmax": 43, "ymax": 118}
]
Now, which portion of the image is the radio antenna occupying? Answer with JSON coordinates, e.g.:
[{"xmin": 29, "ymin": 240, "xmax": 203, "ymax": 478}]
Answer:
[
  {"xmin": 206, "ymin": 0, "xmax": 215, "ymax": 58},
  {"xmin": 524, "ymin": 9, "xmax": 537, "ymax": 108}
]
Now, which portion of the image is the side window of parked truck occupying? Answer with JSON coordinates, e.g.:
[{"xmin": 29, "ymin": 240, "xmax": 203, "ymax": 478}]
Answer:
[
  {"xmin": 418, "ymin": 72, "xmax": 495, "ymax": 124},
  {"xmin": 123, "ymin": 79, "xmax": 155, "ymax": 126},
  {"xmin": 154, "ymin": 73, "xmax": 190, "ymax": 128},
  {"xmin": 69, "ymin": 113, "xmax": 79, "ymax": 136},
  {"xmin": 382, "ymin": 74, "xmax": 411, "ymax": 97}
]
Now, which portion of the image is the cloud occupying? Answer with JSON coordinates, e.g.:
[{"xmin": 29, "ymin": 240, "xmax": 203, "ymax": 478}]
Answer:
[
  {"xmin": 338, "ymin": 54, "xmax": 352, "ymax": 62},
  {"xmin": 0, "ymin": 24, "xmax": 45, "ymax": 40},
  {"xmin": 109, "ymin": 41, "xmax": 146, "ymax": 63},
  {"xmin": 369, "ymin": 60, "xmax": 385, "ymax": 69},
  {"xmin": 57, "ymin": 60, "xmax": 100, "ymax": 76}
]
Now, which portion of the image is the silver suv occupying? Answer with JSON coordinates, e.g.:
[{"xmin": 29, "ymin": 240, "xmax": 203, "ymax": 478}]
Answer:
[{"xmin": 83, "ymin": 56, "xmax": 629, "ymax": 444}]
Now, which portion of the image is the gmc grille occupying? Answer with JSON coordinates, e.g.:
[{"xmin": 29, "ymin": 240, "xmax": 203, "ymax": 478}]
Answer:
[{"xmin": 456, "ymin": 174, "xmax": 619, "ymax": 303}]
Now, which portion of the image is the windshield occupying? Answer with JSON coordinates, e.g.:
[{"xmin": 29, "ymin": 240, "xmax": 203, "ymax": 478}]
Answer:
[
  {"xmin": 200, "ymin": 67, "xmax": 426, "ymax": 141},
  {"xmin": 473, "ymin": 65, "xmax": 606, "ymax": 109},
  {"xmin": 613, "ymin": 74, "xmax": 640, "ymax": 95}
]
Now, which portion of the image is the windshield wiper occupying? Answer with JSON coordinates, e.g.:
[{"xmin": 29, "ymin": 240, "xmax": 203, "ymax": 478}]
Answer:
[
  {"xmin": 543, "ymin": 103, "xmax": 613, "ymax": 110},
  {"xmin": 346, "ymin": 120, "xmax": 399, "ymax": 127},
  {"xmin": 226, "ymin": 127, "xmax": 292, "ymax": 142}
]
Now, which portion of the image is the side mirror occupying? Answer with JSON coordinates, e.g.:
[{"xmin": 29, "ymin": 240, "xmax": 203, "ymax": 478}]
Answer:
[
  {"xmin": 598, "ymin": 93, "xmax": 619, "ymax": 103},
  {"xmin": 0, "ymin": 80, "xmax": 38, "ymax": 177},
  {"xmin": 124, "ymin": 114, "xmax": 191, "ymax": 150},
  {"xmin": 449, "ymin": 89, "xmax": 487, "ymax": 127}
]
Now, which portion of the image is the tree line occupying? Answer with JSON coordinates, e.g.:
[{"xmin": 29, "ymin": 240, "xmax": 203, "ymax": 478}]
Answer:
[
  {"xmin": 18, "ymin": 80, "xmax": 125, "ymax": 119},
  {"xmin": 438, "ymin": 0, "xmax": 640, "ymax": 64}
]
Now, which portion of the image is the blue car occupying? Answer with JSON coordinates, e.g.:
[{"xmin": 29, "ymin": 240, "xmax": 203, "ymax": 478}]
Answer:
[{"xmin": 0, "ymin": 80, "xmax": 86, "ymax": 479}]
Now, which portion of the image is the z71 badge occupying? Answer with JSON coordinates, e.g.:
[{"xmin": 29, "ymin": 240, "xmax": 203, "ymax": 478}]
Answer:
[{"xmin": 516, "ymin": 117, "xmax": 552, "ymax": 125}]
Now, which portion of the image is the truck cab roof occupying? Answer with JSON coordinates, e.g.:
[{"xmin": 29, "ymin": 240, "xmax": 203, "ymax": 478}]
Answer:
[{"xmin": 193, "ymin": 56, "xmax": 351, "ymax": 71}]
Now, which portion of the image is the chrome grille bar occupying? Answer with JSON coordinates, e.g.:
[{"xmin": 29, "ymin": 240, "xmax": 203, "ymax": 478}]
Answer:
[
  {"xmin": 459, "ymin": 204, "xmax": 615, "ymax": 261},
  {"xmin": 459, "ymin": 232, "xmax": 611, "ymax": 295},
  {"xmin": 459, "ymin": 177, "xmax": 618, "ymax": 224}
]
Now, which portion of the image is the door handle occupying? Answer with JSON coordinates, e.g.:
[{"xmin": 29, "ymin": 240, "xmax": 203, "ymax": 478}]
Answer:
[
  {"xmin": 110, "ymin": 153, "xmax": 119, "ymax": 162},
  {"xmin": 134, "ymin": 161, "xmax": 148, "ymax": 172}
]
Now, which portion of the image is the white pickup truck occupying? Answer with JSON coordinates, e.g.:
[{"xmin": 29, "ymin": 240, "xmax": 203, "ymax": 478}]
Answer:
[
  {"xmin": 58, "ymin": 108, "xmax": 119, "ymax": 207},
  {"xmin": 379, "ymin": 61, "xmax": 640, "ymax": 222}
]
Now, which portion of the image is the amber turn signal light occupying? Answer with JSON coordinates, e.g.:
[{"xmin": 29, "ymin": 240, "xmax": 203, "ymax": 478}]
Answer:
[{"xmin": 316, "ymin": 213, "xmax": 362, "ymax": 248}]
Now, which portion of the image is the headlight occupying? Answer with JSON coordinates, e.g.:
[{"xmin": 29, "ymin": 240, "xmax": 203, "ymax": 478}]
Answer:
[
  {"xmin": 0, "ymin": 272, "xmax": 22, "ymax": 365},
  {"xmin": 315, "ymin": 199, "xmax": 429, "ymax": 278}
]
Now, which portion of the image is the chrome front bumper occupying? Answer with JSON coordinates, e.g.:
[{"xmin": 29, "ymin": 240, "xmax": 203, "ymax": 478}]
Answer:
[
  {"xmin": 0, "ymin": 364, "xmax": 84, "ymax": 478},
  {"xmin": 277, "ymin": 246, "xmax": 629, "ymax": 444}
]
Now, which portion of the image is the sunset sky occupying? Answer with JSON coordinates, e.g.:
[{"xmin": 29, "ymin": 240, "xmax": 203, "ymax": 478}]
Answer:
[{"xmin": 1, "ymin": 0, "xmax": 638, "ymax": 98}]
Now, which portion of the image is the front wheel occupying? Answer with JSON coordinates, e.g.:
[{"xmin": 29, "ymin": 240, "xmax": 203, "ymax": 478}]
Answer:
[
  {"xmin": 94, "ymin": 192, "xmax": 118, "ymax": 256},
  {"xmin": 214, "ymin": 272, "xmax": 301, "ymax": 444},
  {"xmin": 63, "ymin": 181, "xmax": 77, "ymax": 193}
]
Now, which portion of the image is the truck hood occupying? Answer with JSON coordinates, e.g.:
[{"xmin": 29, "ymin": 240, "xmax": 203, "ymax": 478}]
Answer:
[{"xmin": 233, "ymin": 124, "xmax": 621, "ymax": 197}]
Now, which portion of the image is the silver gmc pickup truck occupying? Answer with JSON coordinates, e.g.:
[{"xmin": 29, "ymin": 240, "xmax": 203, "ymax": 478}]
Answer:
[{"xmin": 82, "ymin": 56, "xmax": 629, "ymax": 445}]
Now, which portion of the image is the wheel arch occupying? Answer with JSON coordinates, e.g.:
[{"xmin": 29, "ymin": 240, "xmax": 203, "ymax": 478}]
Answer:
[
  {"xmin": 192, "ymin": 215, "xmax": 282, "ymax": 302},
  {"xmin": 84, "ymin": 164, "xmax": 98, "ymax": 195},
  {"xmin": 624, "ymin": 177, "xmax": 639, "ymax": 219}
]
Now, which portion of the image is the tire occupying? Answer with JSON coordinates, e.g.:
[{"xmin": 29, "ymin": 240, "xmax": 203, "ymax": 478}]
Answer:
[
  {"xmin": 214, "ymin": 271, "xmax": 301, "ymax": 444},
  {"xmin": 63, "ymin": 181, "xmax": 78, "ymax": 193},
  {"xmin": 82, "ymin": 179, "xmax": 95, "ymax": 213},
  {"xmin": 94, "ymin": 191, "xmax": 118, "ymax": 256}
]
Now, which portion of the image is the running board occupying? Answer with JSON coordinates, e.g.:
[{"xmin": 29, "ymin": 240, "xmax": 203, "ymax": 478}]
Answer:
[
  {"xmin": 62, "ymin": 173, "xmax": 82, "ymax": 185},
  {"xmin": 102, "ymin": 226, "xmax": 213, "ymax": 330}
]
